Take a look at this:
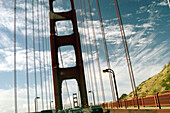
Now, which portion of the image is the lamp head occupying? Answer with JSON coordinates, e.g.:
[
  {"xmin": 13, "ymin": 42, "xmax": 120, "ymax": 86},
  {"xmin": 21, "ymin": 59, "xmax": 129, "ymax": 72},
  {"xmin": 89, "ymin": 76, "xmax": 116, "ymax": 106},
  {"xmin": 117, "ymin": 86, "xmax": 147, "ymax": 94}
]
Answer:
[
  {"xmin": 36, "ymin": 97, "xmax": 40, "ymax": 99},
  {"xmin": 88, "ymin": 91, "xmax": 92, "ymax": 93},
  {"xmin": 103, "ymin": 69, "xmax": 109, "ymax": 73}
]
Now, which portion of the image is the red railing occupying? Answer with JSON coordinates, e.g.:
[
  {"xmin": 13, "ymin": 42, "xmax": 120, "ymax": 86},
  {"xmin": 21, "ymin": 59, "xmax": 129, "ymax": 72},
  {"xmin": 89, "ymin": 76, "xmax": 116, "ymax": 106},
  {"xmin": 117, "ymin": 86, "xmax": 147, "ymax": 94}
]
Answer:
[{"xmin": 100, "ymin": 90, "xmax": 170, "ymax": 109}]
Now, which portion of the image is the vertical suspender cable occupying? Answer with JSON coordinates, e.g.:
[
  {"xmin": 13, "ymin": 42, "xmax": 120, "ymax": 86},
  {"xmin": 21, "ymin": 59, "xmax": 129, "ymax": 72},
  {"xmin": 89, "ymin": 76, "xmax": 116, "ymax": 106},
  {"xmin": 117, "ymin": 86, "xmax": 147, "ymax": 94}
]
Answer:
[
  {"xmin": 47, "ymin": 48, "xmax": 52, "ymax": 108},
  {"xmin": 47, "ymin": 6, "xmax": 54, "ymax": 105},
  {"xmin": 79, "ymin": 0, "xmax": 94, "ymax": 102},
  {"xmin": 82, "ymin": 0, "xmax": 99, "ymax": 104},
  {"xmin": 14, "ymin": 0, "xmax": 17, "ymax": 112},
  {"xmin": 25, "ymin": 0, "xmax": 30, "ymax": 112},
  {"xmin": 75, "ymin": 0, "xmax": 92, "ymax": 104},
  {"xmin": 44, "ymin": 0, "xmax": 52, "ymax": 106},
  {"xmin": 95, "ymin": 0, "xmax": 116, "ymax": 102},
  {"xmin": 113, "ymin": 0, "xmax": 139, "ymax": 108},
  {"xmin": 45, "ymin": 0, "xmax": 54, "ymax": 106},
  {"xmin": 49, "ymin": 64, "xmax": 54, "ymax": 107},
  {"xmin": 32, "ymin": 0, "xmax": 38, "ymax": 101},
  {"xmin": 79, "ymin": 0, "xmax": 94, "ymax": 91},
  {"xmin": 113, "ymin": 0, "xmax": 135, "ymax": 96},
  {"xmin": 47, "ymin": 42, "xmax": 52, "ymax": 109},
  {"xmin": 41, "ymin": 0, "xmax": 48, "ymax": 109},
  {"xmin": 87, "ymin": 0, "xmax": 105, "ymax": 104},
  {"xmin": 37, "ymin": 0, "xmax": 44, "ymax": 109},
  {"xmin": 43, "ymin": 1, "xmax": 50, "ymax": 107},
  {"xmin": 76, "ymin": 0, "xmax": 91, "ymax": 94}
]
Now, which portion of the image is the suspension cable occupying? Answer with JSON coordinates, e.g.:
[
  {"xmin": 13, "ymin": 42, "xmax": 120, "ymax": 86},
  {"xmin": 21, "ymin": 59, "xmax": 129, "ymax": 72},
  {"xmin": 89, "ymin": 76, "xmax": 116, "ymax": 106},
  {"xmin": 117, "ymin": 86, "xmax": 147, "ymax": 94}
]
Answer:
[
  {"xmin": 41, "ymin": 0, "xmax": 48, "ymax": 109},
  {"xmin": 75, "ymin": 0, "xmax": 91, "ymax": 94},
  {"xmin": 82, "ymin": 0, "xmax": 99, "ymax": 104},
  {"xmin": 49, "ymin": 64, "xmax": 54, "ymax": 107},
  {"xmin": 75, "ymin": 1, "xmax": 87, "ymax": 106},
  {"xmin": 37, "ymin": 0, "xmax": 44, "ymax": 109},
  {"xmin": 87, "ymin": 0, "xmax": 105, "ymax": 104},
  {"xmin": 32, "ymin": 0, "xmax": 38, "ymax": 102},
  {"xmin": 75, "ymin": 0, "xmax": 92, "ymax": 104},
  {"xmin": 25, "ymin": 0, "xmax": 30, "ymax": 112},
  {"xmin": 44, "ymin": 0, "xmax": 52, "ymax": 107},
  {"xmin": 79, "ymin": 0, "xmax": 94, "ymax": 101},
  {"xmin": 95, "ymin": 0, "xmax": 116, "ymax": 102},
  {"xmin": 47, "ymin": 6, "xmax": 54, "ymax": 106},
  {"xmin": 45, "ymin": 0, "xmax": 54, "ymax": 106},
  {"xmin": 114, "ymin": 0, "xmax": 136, "ymax": 95},
  {"xmin": 113, "ymin": 0, "xmax": 139, "ymax": 108},
  {"xmin": 14, "ymin": 0, "xmax": 17, "ymax": 112},
  {"xmin": 79, "ymin": 0, "xmax": 94, "ymax": 91}
]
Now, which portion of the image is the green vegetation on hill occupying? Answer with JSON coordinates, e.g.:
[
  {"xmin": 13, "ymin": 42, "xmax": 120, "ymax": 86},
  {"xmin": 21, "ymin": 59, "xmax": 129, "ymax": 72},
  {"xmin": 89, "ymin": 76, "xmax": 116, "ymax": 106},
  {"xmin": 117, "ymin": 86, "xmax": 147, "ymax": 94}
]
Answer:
[{"xmin": 120, "ymin": 62, "xmax": 170, "ymax": 100}]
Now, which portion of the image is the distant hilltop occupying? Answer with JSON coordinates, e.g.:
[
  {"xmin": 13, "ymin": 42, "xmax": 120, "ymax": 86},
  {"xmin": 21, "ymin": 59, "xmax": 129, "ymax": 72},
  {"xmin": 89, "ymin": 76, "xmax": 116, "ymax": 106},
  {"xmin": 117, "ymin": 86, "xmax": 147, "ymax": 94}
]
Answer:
[{"xmin": 120, "ymin": 62, "xmax": 170, "ymax": 100}]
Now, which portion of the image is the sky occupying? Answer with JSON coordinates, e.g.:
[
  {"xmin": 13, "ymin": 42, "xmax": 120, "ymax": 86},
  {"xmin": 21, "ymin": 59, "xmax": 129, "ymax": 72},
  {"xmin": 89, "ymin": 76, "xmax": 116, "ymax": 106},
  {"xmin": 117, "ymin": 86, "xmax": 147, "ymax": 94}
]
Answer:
[{"xmin": 0, "ymin": 0, "xmax": 170, "ymax": 112}]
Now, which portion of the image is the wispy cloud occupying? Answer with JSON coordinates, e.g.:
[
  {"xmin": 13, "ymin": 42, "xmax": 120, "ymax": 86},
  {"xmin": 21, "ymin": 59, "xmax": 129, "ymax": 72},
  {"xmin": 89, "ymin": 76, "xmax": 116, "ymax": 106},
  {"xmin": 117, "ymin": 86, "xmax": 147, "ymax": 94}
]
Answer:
[
  {"xmin": 0, "ymin": 47, "xmax": 51, "ymax": 72},
  {"xmin": 58, "ymin": 48, "xmax": 76, "ymax": 68},
  {"xmin": 0, "ymin": 80, "xmax": 55, "ymax": 113},
  {"xmin": 0, "ymin": 0, "xmax": 170, "ymax": 112},
  {"xmin": 157, "ymin": 0, "xmax": 168, "ymax": 6}
]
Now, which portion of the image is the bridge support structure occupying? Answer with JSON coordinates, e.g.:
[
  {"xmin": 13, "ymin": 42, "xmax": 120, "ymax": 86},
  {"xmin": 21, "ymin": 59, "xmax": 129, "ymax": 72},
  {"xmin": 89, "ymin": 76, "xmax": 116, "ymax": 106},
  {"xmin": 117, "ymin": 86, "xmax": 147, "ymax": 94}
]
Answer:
[{"xmin": 49, "ymin": 0, "xmax": 88, "ymax": 111}]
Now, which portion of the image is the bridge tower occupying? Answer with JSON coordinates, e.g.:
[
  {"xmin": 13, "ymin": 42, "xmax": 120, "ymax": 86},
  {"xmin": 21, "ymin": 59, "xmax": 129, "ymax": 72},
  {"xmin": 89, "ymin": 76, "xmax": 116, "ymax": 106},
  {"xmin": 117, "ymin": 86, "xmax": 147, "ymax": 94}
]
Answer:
[{"xmin": 49, "ymin": 0, "xmax": 88, "ymax": 110}]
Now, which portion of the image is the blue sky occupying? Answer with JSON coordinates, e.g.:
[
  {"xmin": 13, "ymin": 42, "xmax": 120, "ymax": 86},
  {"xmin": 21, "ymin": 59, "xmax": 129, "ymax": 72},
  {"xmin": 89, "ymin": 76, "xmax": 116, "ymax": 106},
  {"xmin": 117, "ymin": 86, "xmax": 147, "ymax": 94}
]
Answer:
[{"xmin": 0, "ymin": 0, "xmax": 170, "ymax": 112}]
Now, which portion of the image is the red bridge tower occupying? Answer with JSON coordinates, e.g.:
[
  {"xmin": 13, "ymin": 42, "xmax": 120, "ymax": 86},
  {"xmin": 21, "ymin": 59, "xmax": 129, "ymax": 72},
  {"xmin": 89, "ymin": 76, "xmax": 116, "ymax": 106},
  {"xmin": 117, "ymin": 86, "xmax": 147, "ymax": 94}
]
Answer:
[{"xmin": 49, "ymin": 0, "xmax": 88, "ymax": 110}]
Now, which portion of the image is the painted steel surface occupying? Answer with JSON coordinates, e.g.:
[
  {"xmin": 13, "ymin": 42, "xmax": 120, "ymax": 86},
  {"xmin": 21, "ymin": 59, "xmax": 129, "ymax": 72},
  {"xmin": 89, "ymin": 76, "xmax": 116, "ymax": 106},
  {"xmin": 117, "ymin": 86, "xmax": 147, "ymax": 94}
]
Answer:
[{"xmin": 49, "ymin": 0, "xmax": 88, "ymax": 111}]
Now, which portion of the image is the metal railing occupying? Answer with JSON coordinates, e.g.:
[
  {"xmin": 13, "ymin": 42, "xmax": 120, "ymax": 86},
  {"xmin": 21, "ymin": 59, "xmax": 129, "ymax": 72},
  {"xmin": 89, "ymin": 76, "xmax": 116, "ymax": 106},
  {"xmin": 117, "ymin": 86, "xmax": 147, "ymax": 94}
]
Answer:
[{"xmin": 100, "ymin": 90, "xmax": 170, "ymax": 109}]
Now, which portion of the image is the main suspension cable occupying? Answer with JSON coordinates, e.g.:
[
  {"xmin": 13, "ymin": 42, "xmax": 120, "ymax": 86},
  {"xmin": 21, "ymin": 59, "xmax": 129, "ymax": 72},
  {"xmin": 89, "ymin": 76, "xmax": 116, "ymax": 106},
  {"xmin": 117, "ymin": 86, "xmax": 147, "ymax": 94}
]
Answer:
[
  {"xmin": 14, "ymin": 0, "xmax": 17, "ymax": 112},
  {"xmin": 87, "ymin": 0, "xmax": 105, "ymax": 104}
]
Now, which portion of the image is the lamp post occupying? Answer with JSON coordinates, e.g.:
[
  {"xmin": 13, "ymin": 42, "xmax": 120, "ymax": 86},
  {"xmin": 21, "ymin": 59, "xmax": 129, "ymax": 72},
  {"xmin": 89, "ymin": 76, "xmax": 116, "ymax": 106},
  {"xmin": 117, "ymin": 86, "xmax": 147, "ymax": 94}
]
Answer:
[
  {"xmin": 50, "ymin": 101, "xmax": 53, "ymax": 109},
  {"xmin": 34, "ymin": 97, "xmax": 40, "ymax": 113},
  {"xmin": 88, "ymin": 90, "xmax": 95, "ymax": 105},
  {"xmin": 103, "ymin": 69, "xmax": 120, "ymax": 108}
]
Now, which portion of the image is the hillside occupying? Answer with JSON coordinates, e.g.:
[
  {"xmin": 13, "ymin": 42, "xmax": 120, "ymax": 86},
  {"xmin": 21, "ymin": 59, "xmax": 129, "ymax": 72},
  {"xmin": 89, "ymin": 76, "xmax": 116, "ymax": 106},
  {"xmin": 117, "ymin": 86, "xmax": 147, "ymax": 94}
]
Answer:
[{"xmin": 121, "ymin": 62, "xmax": 170, "ymax": 100}]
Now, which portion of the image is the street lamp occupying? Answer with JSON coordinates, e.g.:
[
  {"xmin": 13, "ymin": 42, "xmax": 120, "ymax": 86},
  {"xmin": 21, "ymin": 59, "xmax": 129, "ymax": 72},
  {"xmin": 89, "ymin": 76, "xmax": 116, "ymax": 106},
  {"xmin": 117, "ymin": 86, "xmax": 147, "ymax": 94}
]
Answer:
[
  {"xmin": 103, "ymin": 69, "xmax": 120, "ymax": 108},
  {"xmin": 34, "ymin": 97, "xmax": 40, "ymax": 113},
  {"xmin": 88, "ymin": 90, "xmax": 95, "ymax": 105},
  {"xmin": 50, "ymin": 101, "xmax": 53, "ymax": 109}
]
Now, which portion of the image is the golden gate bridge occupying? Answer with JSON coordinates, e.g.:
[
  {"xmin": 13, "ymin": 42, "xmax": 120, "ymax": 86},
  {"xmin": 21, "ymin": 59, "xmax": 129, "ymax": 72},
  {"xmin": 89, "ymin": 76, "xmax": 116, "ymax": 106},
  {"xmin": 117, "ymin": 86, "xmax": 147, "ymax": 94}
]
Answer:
[{"xmin": 10, "ymin": 0, "xmax": 170, "ymax": 113}]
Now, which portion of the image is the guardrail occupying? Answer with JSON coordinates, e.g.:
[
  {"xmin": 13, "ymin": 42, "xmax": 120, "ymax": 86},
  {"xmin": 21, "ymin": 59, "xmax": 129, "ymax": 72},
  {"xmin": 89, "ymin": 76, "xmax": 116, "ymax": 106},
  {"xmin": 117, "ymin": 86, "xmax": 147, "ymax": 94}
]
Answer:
[{"xmin": 100, "ymin": 90, "xmax": 170, "ymax": 109}]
